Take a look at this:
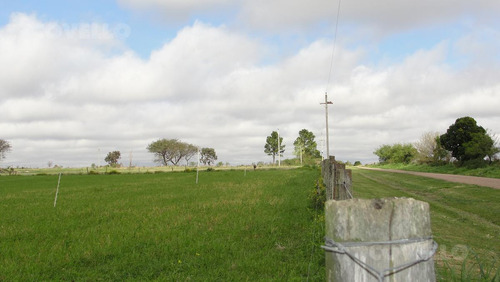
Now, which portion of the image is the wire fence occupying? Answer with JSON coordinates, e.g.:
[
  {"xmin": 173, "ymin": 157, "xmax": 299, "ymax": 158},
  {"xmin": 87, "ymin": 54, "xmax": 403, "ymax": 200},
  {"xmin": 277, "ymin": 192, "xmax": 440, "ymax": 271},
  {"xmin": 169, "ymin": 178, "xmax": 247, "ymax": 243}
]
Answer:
[{"xmin": 323, "ymin": 237, "xmax": 438, "ymax": 282}]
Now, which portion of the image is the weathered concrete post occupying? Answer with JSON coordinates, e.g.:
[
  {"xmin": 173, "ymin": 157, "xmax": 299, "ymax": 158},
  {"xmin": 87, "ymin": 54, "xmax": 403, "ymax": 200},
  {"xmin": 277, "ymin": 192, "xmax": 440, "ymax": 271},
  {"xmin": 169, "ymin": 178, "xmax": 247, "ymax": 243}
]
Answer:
[
  {"xmin": 324, "ymin": 198, "xmax": 436, "ymax": 282},
  {"xmin": 321, "ymin": 156, "xmax": 352, "ymax": 200}
]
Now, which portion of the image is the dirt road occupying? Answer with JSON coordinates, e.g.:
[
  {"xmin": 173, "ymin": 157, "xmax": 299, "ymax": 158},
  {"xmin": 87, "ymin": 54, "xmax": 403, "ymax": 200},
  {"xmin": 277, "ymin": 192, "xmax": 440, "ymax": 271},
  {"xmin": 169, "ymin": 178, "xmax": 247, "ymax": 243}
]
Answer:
[{"xmin": 358, "ymin": 167, "xmax": 500, "ymax": 190}]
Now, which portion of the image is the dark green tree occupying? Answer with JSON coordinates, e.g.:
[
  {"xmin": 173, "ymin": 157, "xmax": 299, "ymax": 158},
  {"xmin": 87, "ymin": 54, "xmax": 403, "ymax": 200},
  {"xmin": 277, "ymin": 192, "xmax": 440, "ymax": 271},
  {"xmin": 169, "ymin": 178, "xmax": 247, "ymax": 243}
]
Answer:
[
  {"xmin": 264, "ymin": 131, "xmax": 285, "ymax": 165},
  {"xmin": 293, "ymin": 129, "xmax": 321, "ymax": 161},
  {"xmin": 440, "ymin": 117, "xmax": 497, "ymax": 163},
  {"xmin": 104, "ymin": 151, "xmax": 121, "ymax": 167},
  {"xmin": 0, "ymin": 139, "xmax": 11, "ymax": 161},
  {"xmin": 200, "ymin": 148, "xmax": 217, "ymax": 166}
]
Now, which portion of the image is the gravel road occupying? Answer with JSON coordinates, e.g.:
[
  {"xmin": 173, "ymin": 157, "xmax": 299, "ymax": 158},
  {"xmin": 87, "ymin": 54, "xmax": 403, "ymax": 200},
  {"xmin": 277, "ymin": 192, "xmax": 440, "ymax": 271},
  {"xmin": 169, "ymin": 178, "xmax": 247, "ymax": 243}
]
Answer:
[{"xmin": 358, "ymin": 167, "xmax": 500, "ymax": 190}]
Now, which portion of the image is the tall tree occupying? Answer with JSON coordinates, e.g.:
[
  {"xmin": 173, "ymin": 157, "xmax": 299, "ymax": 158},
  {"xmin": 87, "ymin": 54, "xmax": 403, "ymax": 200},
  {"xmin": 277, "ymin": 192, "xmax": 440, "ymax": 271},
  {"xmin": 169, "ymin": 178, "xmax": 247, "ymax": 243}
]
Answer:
[
  {"xmin": 200, "ymin": 148, "xmax": 217, "ymax": 166},
  {"xmin": 105, "ymin": 151, "xmax": 121, "ymax": 167},
  {"xmin": 440, "ymin": 117, "xmax": 497, "ymax": 163},
  {"xmin": 264, "ymin": 131, "xmax": 285, "ymax": 165},
  {"xmin": 147, "ymin": 139, "xmax": 191, "ymax": 166},
  {"xmin": 293, "ymin": 129, "xmax": 320, "ymax": 161},
  {"xmin": 182, "ymin": 143, "xmax": 198, "ymax": 166},
  {"xmin": 0, "ymin": 139, "xmax": 11, "ymax": 161}
]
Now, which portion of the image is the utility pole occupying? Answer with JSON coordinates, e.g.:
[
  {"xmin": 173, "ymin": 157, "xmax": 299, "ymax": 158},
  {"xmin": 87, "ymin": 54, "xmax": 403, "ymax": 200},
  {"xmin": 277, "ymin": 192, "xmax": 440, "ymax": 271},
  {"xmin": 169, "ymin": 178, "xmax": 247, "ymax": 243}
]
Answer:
[
  {"xmin": 277, "ymin": 129, "xmax": 281, "ymax": 167},
  {"xmin": 300, "ymin": 144, "xmax": 303, "ymax": 166},
  {"xmin": 196, "ymin": 147, "xmax": 200, "ymax": 184},
  {"xmin": 320, "ymin": 93, "xmax": 333, "ymax": 158}
]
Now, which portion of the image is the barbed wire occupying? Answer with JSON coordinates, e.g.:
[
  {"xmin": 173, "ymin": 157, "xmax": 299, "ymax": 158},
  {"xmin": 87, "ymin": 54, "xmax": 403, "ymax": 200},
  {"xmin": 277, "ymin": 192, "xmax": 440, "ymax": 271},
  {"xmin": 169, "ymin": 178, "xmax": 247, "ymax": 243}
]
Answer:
[{"xmin": 322, "ymin": 236, "xmax": 438, "ymax": 282}]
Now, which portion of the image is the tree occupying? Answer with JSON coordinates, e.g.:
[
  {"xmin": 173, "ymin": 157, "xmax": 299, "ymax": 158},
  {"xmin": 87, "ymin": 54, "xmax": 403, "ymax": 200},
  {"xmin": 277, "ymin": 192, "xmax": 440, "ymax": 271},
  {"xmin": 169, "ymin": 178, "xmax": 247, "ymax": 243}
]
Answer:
[
  {"xmin": 293, "ymin": 129, "xmax": 320, "ymax": 162},
  {"xmin": 200, "ymin": 148, "xmax": 217, "ymax": 166},
  {"xmin": 105, "ymin": 151, "xmax": 121, "ymax": 167},
  {"xmin": 414, "ymin": 132, "xmax": 439, "ymax": 164},
  {"xmin": 374, "ymin": 143, "xmax": 417, "ymax": 164},
  {"xmin": 486, "ymin": 131, "xmax": 500, "ymax": 163},
  {"xmin": 433, "ymin": 135, "xmax": 451, "ymax": 164},
  {"xmin": 440, "ymin": 117, "xmax": 497, "ymax": 163},
  {"xmin": 414, "ymin": 132, "xmax": 451, "ymax": 164},
  {"xmin": 264, "ymin": 131, "xmax": 285, "ymax": 165},
  {"xmin": 182, "ymin": 143, "xmax": 198, "ymax": 166},
  {"xmin": 0, "ymin": 139, "xmax": 11, "ymax": 161},
  {"xmin": 147, "ymin": 139, "xmax": 192, "ymax": 166}
]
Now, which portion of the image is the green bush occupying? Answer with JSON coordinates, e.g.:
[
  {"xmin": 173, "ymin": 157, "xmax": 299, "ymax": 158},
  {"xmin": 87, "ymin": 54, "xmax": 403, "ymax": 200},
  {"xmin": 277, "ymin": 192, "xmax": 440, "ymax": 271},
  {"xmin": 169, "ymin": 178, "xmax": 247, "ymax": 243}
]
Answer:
[
  {"xmin": 309, "ymin": 178, "xmax": 326, "ymax": 211},
  {"xmin": 106, "ymin": 170, "xmax": 121, "ymax": 175},
  {"xmin": 462, "ymin": 158, "xmax": 488, "ymax": 169}
]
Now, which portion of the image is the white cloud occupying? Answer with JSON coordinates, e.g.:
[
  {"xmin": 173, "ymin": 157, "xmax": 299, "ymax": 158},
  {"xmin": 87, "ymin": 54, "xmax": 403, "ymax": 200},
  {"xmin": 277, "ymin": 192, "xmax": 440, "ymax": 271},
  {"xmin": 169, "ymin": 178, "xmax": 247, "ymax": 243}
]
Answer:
[
  {"xmin": 118, "ymin": 0, "xmax": 500, "ymax": 34},
  {"xmin": 117, "ymin": 0, "xmax": 236, "ymax": 22},
  {"xmin": 1, "ymin": 11, "xmax": 500, "ymax": 167}
]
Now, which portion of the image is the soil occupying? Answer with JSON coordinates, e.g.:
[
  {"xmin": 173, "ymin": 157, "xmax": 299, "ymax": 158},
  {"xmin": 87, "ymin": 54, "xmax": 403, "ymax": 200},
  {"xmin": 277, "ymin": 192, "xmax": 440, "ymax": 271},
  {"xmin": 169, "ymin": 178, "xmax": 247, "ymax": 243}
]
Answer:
[{"xmin": 359, "ymin": 167, "xmax": 500, "ymax": 190}]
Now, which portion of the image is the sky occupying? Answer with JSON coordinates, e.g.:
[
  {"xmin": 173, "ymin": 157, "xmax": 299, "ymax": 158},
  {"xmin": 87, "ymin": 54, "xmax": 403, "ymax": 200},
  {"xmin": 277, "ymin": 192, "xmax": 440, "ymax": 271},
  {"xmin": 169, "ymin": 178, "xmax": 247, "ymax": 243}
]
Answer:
[{"xmin": 1, "ymin": 0, "xmax": 499, "ymax": 168}]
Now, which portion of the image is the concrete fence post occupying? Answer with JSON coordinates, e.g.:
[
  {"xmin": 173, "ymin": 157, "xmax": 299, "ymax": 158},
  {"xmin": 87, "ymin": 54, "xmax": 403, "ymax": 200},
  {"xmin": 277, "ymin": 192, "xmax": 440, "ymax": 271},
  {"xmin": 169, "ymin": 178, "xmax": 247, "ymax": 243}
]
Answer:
[{"xmin": 324, "ymin": 198, "xmax": 437, "ymax": 282}]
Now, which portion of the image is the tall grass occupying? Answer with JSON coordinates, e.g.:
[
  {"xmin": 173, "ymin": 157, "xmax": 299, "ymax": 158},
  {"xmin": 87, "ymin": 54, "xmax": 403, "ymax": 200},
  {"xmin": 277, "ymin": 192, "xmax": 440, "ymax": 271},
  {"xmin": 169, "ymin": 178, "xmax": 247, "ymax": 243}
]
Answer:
[{"xmin": 0, "ymin": 168, "xmax": 324, "ymax": 280}]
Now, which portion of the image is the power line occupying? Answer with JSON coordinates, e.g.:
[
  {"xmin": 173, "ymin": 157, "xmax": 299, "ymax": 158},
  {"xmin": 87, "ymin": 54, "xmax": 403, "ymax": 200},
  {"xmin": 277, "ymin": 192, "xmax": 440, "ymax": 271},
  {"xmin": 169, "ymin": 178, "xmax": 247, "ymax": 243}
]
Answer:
[
  {"xmin": 322, "ymin": 0, "xmax": 342, "ymax": 159},
  {"xmin": 325, "ymin": 0, "xmax": 343, "ymax": 93}
]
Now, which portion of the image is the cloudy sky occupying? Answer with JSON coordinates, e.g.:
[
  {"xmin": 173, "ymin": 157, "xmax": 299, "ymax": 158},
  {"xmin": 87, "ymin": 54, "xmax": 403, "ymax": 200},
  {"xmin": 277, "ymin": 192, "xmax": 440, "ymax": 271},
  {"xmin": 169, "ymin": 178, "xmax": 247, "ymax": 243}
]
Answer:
[{"xmin": 1, "ymin": 0, "xmax": 499, "ymax": 168}]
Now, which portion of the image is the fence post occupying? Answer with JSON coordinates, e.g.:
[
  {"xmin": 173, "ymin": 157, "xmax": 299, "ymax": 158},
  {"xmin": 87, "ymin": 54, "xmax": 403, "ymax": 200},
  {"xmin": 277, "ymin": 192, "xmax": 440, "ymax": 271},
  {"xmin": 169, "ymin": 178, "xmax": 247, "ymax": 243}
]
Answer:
[
  {"xmin": 324, "ymin": 198, "xmax": 436, "ymax": 282},
  {"xmin": 321, "ymin": 157, "xmax": 335, "ymax": 200},
  {"xmin": 321, "ymin": 157, "xmax": 352, "ymax": 200}
]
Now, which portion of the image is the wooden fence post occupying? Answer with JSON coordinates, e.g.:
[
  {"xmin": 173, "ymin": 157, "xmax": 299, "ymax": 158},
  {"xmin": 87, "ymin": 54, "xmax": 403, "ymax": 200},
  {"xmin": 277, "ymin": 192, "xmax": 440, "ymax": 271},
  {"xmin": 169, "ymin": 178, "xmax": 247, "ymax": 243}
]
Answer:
[
  {"xmin": 324, "ymin": 198, "xmax": 437, "ymax": 282},
  {"xmin": 321, "ymin": 157, "xmax": 352, "ymax": 200}
]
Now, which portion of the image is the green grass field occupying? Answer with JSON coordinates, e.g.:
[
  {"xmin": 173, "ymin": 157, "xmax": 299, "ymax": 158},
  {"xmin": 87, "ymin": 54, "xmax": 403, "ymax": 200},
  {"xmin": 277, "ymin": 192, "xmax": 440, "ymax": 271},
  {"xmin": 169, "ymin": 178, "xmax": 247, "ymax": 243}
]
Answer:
[
  {"xmin": 0, "ymin": 168, "xmax": 324, "ymax": 281},
  {"xmin": 2, "ymin": 166, "xmax": 499, "ymax": 281}
]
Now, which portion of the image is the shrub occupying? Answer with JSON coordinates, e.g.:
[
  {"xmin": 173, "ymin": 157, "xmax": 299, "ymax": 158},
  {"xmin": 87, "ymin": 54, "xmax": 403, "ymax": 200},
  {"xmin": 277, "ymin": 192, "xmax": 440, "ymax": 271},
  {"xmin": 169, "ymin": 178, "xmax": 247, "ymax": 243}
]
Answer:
[
  {"xmin": 462, "ymin": 158, "xmax": 488, "ymax": 169},
  {"xmin": 309, "ymin": 178, "xmax": 326, "ymax": 211},
  {"xmin": 106, "ymin": 170, "xmax": 121, "ymax": 175}
]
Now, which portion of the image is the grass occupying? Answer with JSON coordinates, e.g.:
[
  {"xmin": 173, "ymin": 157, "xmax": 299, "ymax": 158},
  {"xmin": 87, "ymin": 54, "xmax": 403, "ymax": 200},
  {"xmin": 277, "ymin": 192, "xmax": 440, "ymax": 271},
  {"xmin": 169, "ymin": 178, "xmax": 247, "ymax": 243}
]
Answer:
[
  {"xmin": 3, "ymin": 164, "xmax": 498, "ymax": 281},
  {"xmin": 0, "ymin": 168, "xmax": 324, "ymax": 281},
  {"xmin": 352, "ymin": 168, "xmax": 500, "ymax": 281},
  {"xmin": 368, "ymin": 163, "xmax": 500, "ymax": 179}
]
